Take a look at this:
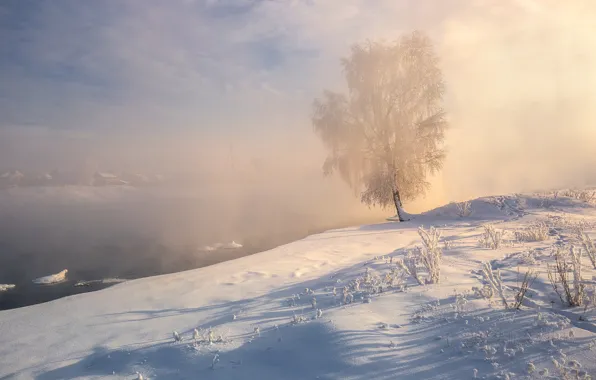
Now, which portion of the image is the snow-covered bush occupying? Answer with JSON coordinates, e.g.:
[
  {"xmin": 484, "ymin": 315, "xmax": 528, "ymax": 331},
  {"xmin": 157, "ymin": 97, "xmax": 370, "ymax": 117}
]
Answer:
[
  {"xmin": 512, "ymin": 269, "xmax": 537, "ymax": 309},
  {"xmin": 575, "ymin": 229, "xmax": 596, "ymax": 269},
  {"xmin": 514, "ymin": 222, "xmax": 549, "ymax": 242},
  {"xmin": 479, "ymin": 225, "xmax": 503, "ymax": 250},
  {"xmin": 190, "ymin": 327, "xmax": 226, "ymax": 346},
  {"xmin": 396, "ymin": 227, "xmax": 443, "ymax": 285},
  {"xmin": 480, "ymin": 263, "xmax": 509, "ymax": 309},
  {"xmin": 552, "ymin": 358, "xmax": 590, "ymax": 380},
  {"xmin": 562, "ymin": 189, "xmax": 596, "ymax": 203},
  {"xmin": 292, "ymin": 313, "xmax": 308, "ymax": 324},
  {"xmin": 455, "ymin": 201, "xmax": 472, "ymax": 217},
  {"xmin": 472, "ymin": 284, "xmax": 494, "ymax": 301},
  {"xmin": 478, "ymin": 262, "xmax": 536, "ymax": 309},
  {"xmin": 547, "ymin": 246, "xmax": 585, "ymax": 307},
  {"xmin": 396, "ymin": 251, "xmax": 424, "ymax": 285},
  {"xmin": 418, "ymin": 226, "xmax": 442, "ymax": 284},
  {"xmin": 443, "ymin": 239, "xmax": 454, "ymax": 250},
  {"xmin": 454, "ymin": 292, "xmax": 468, "ymax": 315},
  {"xmin": 342, "ymin": 287, "xmax": 354, "ymax": 304},
  {"xmin": 384, "ymin": 267, "xmax": 407, "ymax": 288}
]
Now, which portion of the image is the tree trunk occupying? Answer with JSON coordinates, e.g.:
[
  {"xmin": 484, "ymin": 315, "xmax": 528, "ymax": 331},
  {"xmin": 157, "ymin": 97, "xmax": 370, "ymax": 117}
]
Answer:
[{"xmin": 392, "ymin": 188, "xmax": 408, "ymax": 222}]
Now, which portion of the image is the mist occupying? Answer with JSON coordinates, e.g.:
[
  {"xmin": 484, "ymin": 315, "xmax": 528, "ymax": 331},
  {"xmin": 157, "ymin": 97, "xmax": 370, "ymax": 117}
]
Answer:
[
  {"xmin": 1, "ymin": 1, "xmax": 596, "ymax": 308},
  {"xmin": 435, "ymin": 0, "xmax": 596, "ymax": 205},
  {"xmin": 3, "ymin": 1, "xmax": 594, "ymax": 206}
]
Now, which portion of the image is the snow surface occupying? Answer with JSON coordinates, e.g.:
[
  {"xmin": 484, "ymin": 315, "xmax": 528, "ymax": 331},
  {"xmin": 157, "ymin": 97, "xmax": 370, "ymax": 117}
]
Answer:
[
  {"xmin": 32, "ymin": 269, "xmax": 68, "ymax": 285},
  {"xmin": 2, "ymin": 192, "xmax": 596, "ymax": 379},
  {"xmin": 0, "ymin": 284, "xmax": 15, "ymax": 292}
]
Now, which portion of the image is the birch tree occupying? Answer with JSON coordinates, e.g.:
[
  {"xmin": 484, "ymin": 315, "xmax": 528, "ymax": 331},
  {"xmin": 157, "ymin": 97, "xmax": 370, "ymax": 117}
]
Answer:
[{"xmin": 312, "ymin": 31, "xmax": 448, "ymax": 221}]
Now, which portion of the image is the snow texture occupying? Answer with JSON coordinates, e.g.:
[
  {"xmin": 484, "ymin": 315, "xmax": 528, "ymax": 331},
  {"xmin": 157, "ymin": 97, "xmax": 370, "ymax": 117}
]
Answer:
[{"xmin": 2, "ymin": 190, "xmax": 596, "ymax": 379}]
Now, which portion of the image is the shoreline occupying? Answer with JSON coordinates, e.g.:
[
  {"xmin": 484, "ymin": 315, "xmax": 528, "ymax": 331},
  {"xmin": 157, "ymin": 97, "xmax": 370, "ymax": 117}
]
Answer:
[{"xmin": 0, "ymin": 217, "xmax": 383, "ymax": 311}]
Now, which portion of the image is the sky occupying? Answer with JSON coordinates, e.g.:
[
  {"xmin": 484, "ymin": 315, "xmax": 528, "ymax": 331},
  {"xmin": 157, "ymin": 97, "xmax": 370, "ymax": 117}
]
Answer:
[{"xmin": 1, "ymin": 0, "xmax": 596, "ymax": 209}]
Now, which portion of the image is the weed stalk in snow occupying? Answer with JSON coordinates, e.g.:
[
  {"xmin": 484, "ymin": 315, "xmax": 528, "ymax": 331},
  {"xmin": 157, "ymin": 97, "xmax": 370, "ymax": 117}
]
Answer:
[
  {"xmin": 479, "ymin": 225, "xmax": 503, "ymax": 250},
  {"xmin": 547, "ymin": 246, "xmax": 585, "ymax": 307},
  {"xmin": 575, "ymin": 229, "xmax": 596, "ymax": 269},
  {"xmin": 455, "ymin": 201, "xmax": 472, "ymax": 217},
  {"xmin": 418, "ymin": 226, "xmax": 443, "ymax": 284},
  {"xmin": 481, "ymin": 262, "xmax": 509, "ymax": 309}
]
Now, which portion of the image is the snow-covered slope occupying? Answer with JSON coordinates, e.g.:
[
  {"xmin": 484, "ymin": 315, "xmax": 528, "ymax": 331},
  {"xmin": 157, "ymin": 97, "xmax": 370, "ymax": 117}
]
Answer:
[{"xmin": 2, "ymin": 191, "xmax": 596, "ymax": 379}]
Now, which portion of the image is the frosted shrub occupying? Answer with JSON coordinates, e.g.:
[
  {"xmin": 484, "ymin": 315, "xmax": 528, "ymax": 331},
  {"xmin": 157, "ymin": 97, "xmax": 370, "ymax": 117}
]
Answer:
[
  {"xmin": 292, "ymin": 313, "xmax": 308, "ymax": 324},
  {"xmin": 515, "ymin": 222, "xmax": 549, "ymax": 242},
  {"xmin": 553, "ymin": 359, "xmax": 591, "ymax": 379},
  {"xmin": 575, "ymin": 230, "xmax": 596, "ymax": 269},
  {"xmin": 548, "ymin": 246, "xmax": 585, "ymax": 307},
  {"xmin": 342, "ymin": 287, "xmax": 354, "ymax": 304},
  {"xmin": 385, "ymin": 267, "xmax": 407, "ymax": 288},
  {"xmin": 563, "ymin": 189, "xmax": 596, "ymax": 203},
  {"xmin": 480, "ymin": 263, "xmax": 536, "ymax": 309},
  {"xmin": 443, "ymin": 239, "xmax": 454, "ymax": 250},
  {"xmin": 472, "ymin": 284, "xmax": 494, "ymax": 301},
  {"xmin": 479, "ymin": 225, "xmax": 503, "ymax": 249},
  {"xmin": 396, "ymin": 227, "xmax": 443, "ymax": 285},
  {"xmin": 513, "ymin": 269, "xmax": 537, "ymax": 309},
  {"xmin": 396, "ymin": 252, "xmax": 424, "ymax": 285},
  {"xmin": 455, "ymin": 201, "xmax": 473, "ymax": 217},
  {"xmin": 454, "ymin": 292, "xmax": 468, "ymax": 314},
  {"xmin": 418, "ymin": 226, "xmax": 443, "ymax": 284},
  {"xmin": 481, "ymin": 263, "xmax": 509, "ymax": 309}
]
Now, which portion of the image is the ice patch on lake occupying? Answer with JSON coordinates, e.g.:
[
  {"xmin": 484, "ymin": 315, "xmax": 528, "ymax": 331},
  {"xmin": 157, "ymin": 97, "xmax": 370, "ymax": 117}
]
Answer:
[
  {"xmin": 32, "ymin": 269, "xmax": 68, "ymax": 285},
  {"xmin": 201, "ymin": 241, "xmax": 243, "ymax": 251},
  {"xmin": 0, "ymin": 284, "xmax": 15, "ymax": 292},
  {"xmin": 74, "ymin": 278, "xmax": 127, "ymax": 287}
]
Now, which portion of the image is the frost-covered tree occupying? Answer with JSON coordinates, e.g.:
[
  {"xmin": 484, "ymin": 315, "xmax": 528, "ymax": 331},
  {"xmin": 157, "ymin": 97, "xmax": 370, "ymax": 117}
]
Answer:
[{"xmin": 312, "ymin": 31, "xmax": 448, "ymax": 221}]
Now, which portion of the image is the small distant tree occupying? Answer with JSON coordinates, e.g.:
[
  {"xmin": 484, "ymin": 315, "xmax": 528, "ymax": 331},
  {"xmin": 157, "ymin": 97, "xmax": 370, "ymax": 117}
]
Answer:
[{"xmin": 312, "ymin": 31, "xmax": 448, "ymax": 221}]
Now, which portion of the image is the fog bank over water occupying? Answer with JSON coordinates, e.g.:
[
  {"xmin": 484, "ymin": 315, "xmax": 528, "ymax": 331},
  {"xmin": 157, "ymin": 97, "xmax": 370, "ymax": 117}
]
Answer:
[{"xmin": 0, "ymin": 181, "xmax": 384, "ymax": 304}]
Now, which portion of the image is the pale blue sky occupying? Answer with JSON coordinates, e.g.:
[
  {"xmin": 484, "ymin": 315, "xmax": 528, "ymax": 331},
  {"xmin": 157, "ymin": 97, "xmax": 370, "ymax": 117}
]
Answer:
[{"xmin": 0, "ymin": 0, "xmax": 460, "ymax": 136}]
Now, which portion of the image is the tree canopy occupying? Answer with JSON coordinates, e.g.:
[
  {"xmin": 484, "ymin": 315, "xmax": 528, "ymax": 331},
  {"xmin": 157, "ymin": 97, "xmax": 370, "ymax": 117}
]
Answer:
[{"xmin": 312, "ymin": 31, "xmax": 448, "ymax": 221}]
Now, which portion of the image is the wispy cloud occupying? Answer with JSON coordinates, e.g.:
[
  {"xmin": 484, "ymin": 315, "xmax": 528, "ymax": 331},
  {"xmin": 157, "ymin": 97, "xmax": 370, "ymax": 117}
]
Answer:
[{"xmin": 0, "ymin": 0, "xmax": 462, "ymax": 133}]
